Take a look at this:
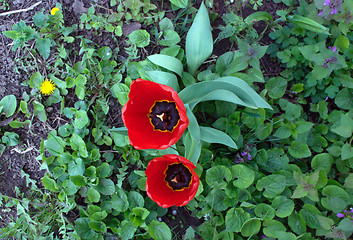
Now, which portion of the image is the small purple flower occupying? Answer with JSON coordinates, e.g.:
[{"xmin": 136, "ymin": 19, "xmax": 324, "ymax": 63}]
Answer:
[
  {"xmin": 241, "ymin": 151, "xmax": 247, "ymax": 157},
  {"xmin": 350, "ymin": 207, "xmax": 353, "ymax": 213},
  {"xmin": 337, "ymin": 213, "xmax": 344, "ymax": 218},
  {"xmin": 344, "ymin": 209, "xmax": 347, "ymax": 213},
  {"xmin": 319, "ymin": 0, "xmax": 343, "ymax": 17},
  {"xmin": 247, "ymin": 154, "xmax": 252, "ymax": 161}
]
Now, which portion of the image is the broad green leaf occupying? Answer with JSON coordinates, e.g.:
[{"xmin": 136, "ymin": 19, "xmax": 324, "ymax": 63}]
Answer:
[
  {"xmin": 295, "ymin": 121, "xmax": 314, "ymax": 133},
  {"xmin": 121, "ymin": 220, "xmax": 137, "ymax": 240},
  {"xmin": 70, "ymin": 175, "xmax": 87, "ymax": 186},
  {"xmin": 91, "ymin": 211, "xmax": 108, "ymax": 221},
  {"xmin": 311, "ymin": 153, "xmax": 333, "ymax": 173},
  {"xmin": 274, "ymin": 125, "xmax": 291, "ymax": 139},
  {"xmin": 321, "ymin": 185, "xmax": 350, "ymax": 212},
  {"xmin": 256, "ymin": 174, "xmax": 286, "ymax": 198},
  {"xmin": 159, "ymin": 17, "xmax": 174, "ymax": 32},
  {"xmin": 272, "ymin": 196, "xmax": 294, "ymax": 218},
  {"xmin": 75, "ymin": 218, "xmax": 97, "ymax": 239},
  {"xmin": 341, "ymin": 143, "xmax": 353, "ymax": 160},
  {"xmin": 335, "ymin": 88, "xmax": 353, "ymax": 110},
  {"xmin": 263, "ymin": 220, "xmax": 286, "ymax": 238},
  {"xmin": 200, "ymin": 126, "xmax": 237, "ymax": 149},
  {"xmin": 254, "ymin": 204, "xmax": 275, "ymax": 220},
  {"xmin": 288, "ymin": 212, "xmax": 306, "ymax": 235},
  {"xmin": 290, "ymin": 15, "xmax": 330, "ymax": 35},
  {"xmin": 36, "ymin": 37, "xmax": 52, "ymax": 59},
  {"xmin": 44, "ymin": 131, "xmax": 66, "ymax": 156},
  {"xmin": 299, "ymin": 204, "xmax": 321, "ymax": 229},
  {"xmin": 231, "ymin": 164, "xmax": 254, "ymax": 189},
  {"xmin": 42, "ymin": 175, "xmax": 58, "ymax": 191},
  {"xmin": 334, "ymin": 35, "xmax": 350, "ymax": 50},
  {"xmin": 225, "ymin": 208, "xmax": 250, "ymax": 233},
  {"xmin": 186, "ymin": 2, "xmax": 213, "ymax": 75},
  {"xmin": 241, "ymin": 218, "xmax": 261, "ymax": 237},
  {"xmin": 147, "ymin": 221, "xmax": 171, "ymax": 240},
  {"xmin": 206, "ymin": 165, "xmax": 232, "ymax": 189},
  {"xmin": 147, "ymin": 54, "xmax": 183, "ymax": 77},
  {"xmin": 205, "ymin": 188, "xmax": 228, "ymax": 212},
  {"xmin": 75, "ymin": 110, "xmax": 89, "ymax": 129},
  {"xmin": 88, "ymin": 220, "xmax": 106, "ymax": 233},
  {"xmin": 70, "ymin": 133, "xmax": 88, "ymax": 158},
  {"xmin": 184, "ymin": 227, "xmax": 195, "ymax": 240},
  {"xmin": 331, "ymin": 113, "xmax": 353, "ymax": 138},
  {"xmin": 276, "ymin": 231, "xmax": 297, "ymax": 240},
  {"xmin": 110, "ymin": 190, "xmax": 129, "ymax": 212},
  {"xmin": 129, "ymin": 30, "xmax": 150, "ymax": 47},
  {"xmin": 68, "ymin": 158, "xmax": 85, "ymax": 176},
  {"xmin": 147, "ymin": 71, "xmax": 180, "ymax": 92},
  {"xmin": 98, "ymin": 46, "xmax": 112, "ymax": 60},
  {"xmin": 160, "ymin": 30, "xmax": 180, "ymax": 46},
  {"xmin": 265, "ymin": 76, "xmax": 287, "ymax": 99},
  {"xmin": 169, "ymin": 0, "xmax": 188, "ymax": 8},
  {"xmin": 128, "ymin": 191, "xmax": 144, "ymax": 209},
  {"xmin": 343, "ymin": 174, "xmax": 353, "ymax": 189},
  {"xmin": 288, "ymin": 141, "xmax": 311, "ymax": 159},
  {"xmin": 97, "ymin": 162, "xmax": 111, "ymax": 178},
  {"xmin": 87, "ymin": 188, "xmax": 100, "ymax": 203},
  {"xmin": 0, "ymin": 95, "xmax": 17, "ymax": 117},
  {"xmin": 97, "ymin": 178, "xmax": 115, "ymax": 195},
  {"xmin": 256, "ymin": 148, "xmax": 289, "ymax": 173}
]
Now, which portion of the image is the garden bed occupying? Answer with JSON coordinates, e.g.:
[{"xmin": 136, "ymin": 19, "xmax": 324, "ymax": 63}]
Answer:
[{"xmin": 0, "ymin": 0, "xmax": 352, "ymax": 239}]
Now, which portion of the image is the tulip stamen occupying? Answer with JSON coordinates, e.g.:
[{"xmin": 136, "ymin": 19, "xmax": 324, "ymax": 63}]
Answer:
[
  {"xmin": 148, "ymin": 101, "xmax": 180, "ymax": 132},
  {"xmin": 164, "ymin": 163, "xmax": 192, "ymax": 191},
  {"xmin": 156, "ymin": 113, "xmax": 165, "ymax": 121}
]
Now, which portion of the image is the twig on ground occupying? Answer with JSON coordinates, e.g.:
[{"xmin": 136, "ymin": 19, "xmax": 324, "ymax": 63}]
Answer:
[{"xmin": 0, "ymin": 1, "xmax": 42, "ymax": 17}]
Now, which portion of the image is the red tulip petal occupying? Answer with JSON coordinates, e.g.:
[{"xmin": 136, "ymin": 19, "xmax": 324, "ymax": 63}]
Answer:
[
  {"xmin": 145, "ymin": 155, "xmax": 199, "ymax": 208},
  {"xmin": 122, "ymin": 79, "xmax": 189, "ymax": 150}
]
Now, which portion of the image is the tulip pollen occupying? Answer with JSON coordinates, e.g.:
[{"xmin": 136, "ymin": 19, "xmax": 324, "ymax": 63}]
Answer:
[
  {"xmin": 156, "ymin": 113, "xmax": 165, "ymax": 121},
  {"xmin": 148, "ymin": 101, "xmax": 180, "ymax": 132}
]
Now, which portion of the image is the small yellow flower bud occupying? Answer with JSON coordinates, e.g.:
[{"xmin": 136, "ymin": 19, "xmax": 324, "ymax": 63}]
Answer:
[{"xmin": 51, "ymin": 7, "xmax": 60, "ymax": 16}]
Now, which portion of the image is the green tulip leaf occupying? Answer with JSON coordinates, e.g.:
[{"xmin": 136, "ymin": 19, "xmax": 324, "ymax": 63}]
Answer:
[
  {"xmin": 186, "ymin": 2, "xmax": 213, "ymax": 75},
  {"xmin": 147, "ymin": 70, "xmax": 180, "ymax": 92},
  {"xmin": 147, "ymin": 54, "xmax": 183, "ymax": 77}
]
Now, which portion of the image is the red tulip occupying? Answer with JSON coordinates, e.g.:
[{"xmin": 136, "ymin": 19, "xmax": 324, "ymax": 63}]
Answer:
[
  {"xmin": 145, "ymin": 154, "xmax": 199, "ymax": 208},
  {"xmin": 122, "ymin": 79, "xmax": 189, "ymax": 150}
]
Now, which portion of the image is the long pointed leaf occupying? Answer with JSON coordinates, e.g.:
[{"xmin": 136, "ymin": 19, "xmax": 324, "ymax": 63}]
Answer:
[
  {"xmin": 185, "ymin": 104, "xmax": 200, "ymax": 143},
  {"xmin": 183, "ymin": 132, "xmax": 201, "ymax": 165},
  {"xmin": 147, "ymin": 54, "xmax": 183, "ymax": 77},
  {"xmin": 185, "ymin": 2, "xmax": 213, "ymax": 75},
  {"xmin": 200, "ymin": 126, "xmax": 237, "ymax": 149},
  {"xmin": 147, "ymin": 71, "xmax": 180, "ymax": 92},
  {"xmin": 188, "ymin": 89, "xmax": 252, "ymax": 110},
  {"xmin": 216, "ymin": 77, "xmax": 272, "ymax": 109},
  {"xmin": 179, "ymin": 76, "xmax": 272, "ymax": 109}
]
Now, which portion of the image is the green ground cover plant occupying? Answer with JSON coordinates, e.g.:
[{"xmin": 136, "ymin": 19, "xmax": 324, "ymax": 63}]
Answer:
[{"xmin": 0, "ymin": 0, "xmax": 353, "ymax": 239}]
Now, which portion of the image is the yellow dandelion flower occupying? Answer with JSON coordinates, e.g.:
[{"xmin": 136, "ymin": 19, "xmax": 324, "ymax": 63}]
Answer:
[
  {"xmin": 40, "ymin": 79, "xmax": 56, "ymax": 95},
  {"xmin": 51, "ymin": 7, "xmax": 60, "ymax": 16}
]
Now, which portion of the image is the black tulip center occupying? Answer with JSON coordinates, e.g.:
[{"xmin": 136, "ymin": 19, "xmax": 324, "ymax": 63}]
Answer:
[
  {"xmin": 148, "ymin": 101, "xmax": 180, "ymax": 132},
  {"xmin": 165, "ymin": 163, "xmax": 192, "ymax": 191}
]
